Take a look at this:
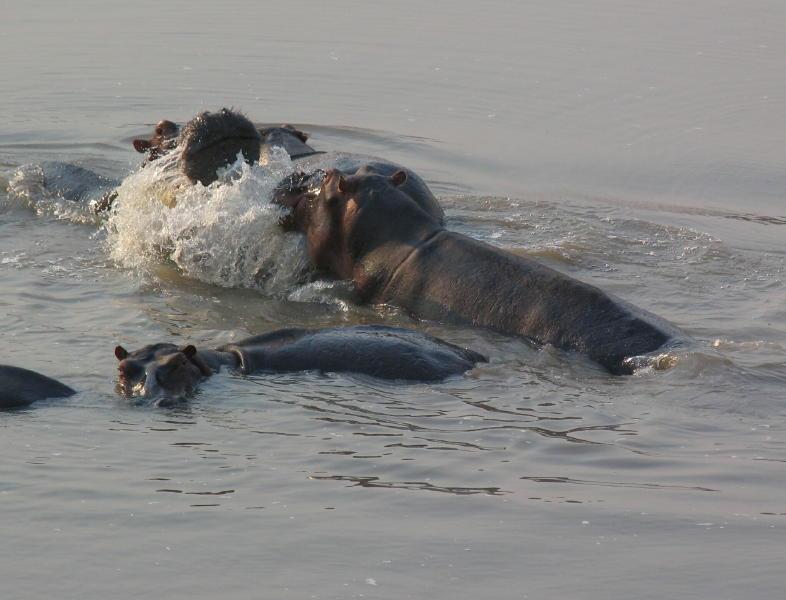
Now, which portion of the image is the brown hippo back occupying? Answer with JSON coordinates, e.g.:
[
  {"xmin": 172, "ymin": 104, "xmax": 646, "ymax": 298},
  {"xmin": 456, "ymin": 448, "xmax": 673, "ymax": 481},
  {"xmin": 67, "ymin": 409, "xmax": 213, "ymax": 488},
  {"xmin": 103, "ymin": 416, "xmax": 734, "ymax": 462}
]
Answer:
[{"xmin": 377, "ymin": 230, "xmax": 673, "ymax": 374}]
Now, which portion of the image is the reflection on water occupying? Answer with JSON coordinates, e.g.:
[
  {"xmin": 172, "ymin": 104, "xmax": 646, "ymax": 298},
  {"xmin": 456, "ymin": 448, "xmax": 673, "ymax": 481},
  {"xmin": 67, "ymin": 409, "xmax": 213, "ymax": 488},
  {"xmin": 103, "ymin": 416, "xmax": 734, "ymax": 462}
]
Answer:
[{"xmin": 309, "ymin": 474, "xmax": 507, "ymax": 496}]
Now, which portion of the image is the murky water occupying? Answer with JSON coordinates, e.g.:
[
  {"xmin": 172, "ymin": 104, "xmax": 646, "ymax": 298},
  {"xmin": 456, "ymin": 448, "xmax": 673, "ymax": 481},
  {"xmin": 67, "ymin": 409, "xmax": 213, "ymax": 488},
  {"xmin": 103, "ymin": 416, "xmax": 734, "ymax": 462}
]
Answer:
[{"xmin": 1, "ymin": 1, "xmax": 785, "ymax": 598}]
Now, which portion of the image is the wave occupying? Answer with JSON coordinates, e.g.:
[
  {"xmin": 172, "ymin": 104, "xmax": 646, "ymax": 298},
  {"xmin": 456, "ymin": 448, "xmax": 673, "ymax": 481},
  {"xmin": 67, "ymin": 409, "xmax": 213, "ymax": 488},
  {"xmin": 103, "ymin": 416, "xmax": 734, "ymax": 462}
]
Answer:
[{"xmin": 103, "ymin": 149, "xmax": 312, "ymax": 295}]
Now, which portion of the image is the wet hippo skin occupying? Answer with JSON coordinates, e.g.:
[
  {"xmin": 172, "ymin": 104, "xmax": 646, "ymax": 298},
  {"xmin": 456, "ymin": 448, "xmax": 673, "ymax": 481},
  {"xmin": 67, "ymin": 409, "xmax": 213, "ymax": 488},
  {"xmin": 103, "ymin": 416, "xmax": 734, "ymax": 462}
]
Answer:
[
  {"xmin": 115, "ymin": 325, "xmax": 486, "ymax": 402},
  {"xmin": 260, "ymin": 124, "xmax": 444, "ymax": 224},
  {"xmin": 0, "ymin": 365, "xmax": 76, "ymax": 409},
  {"xmin": 275, "ymin": 168, "xmax": 682, "ymax": 374}
]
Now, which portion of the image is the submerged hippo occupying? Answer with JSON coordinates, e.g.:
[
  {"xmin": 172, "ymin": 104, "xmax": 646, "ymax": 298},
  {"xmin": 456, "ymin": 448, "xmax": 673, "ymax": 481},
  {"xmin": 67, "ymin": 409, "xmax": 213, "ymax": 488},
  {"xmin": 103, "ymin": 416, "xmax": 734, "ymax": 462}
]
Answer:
[
  {"xmin": 0, "ymin": 365, "xmax": 75, "ymax": 409},
  {"xmin": 115, "ymin": 325, "xmax": 485, "ymax": 403},
  {"xmin": 274, "ymin": 168, "xmax": 682, "ymax": 374}
]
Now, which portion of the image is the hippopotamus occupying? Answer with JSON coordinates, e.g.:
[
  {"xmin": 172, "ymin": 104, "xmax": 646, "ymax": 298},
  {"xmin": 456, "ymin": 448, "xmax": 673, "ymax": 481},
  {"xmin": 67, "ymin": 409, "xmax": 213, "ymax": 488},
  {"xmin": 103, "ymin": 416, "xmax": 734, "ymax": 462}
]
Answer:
[
  {"xmin": 274, "ymin": 168, "xmax": 683, "ymax": 375},
  {"xmin": 92, "ymin": 109, "xmax": 263, "ymax": 213},
  {"xmin": 127, "ymin": 110, "xmax": 262, "ymax": 186},
  {"xmin": 0, "ymin": 365, "xmax": 75, "ymax": 409},
  {"xmin": 115, "ymin": 325, "xmax": 485, "ymax": 403},
  {"xmin": 132, "ymin": 119, "xmax": 179, "ymax": 164}
]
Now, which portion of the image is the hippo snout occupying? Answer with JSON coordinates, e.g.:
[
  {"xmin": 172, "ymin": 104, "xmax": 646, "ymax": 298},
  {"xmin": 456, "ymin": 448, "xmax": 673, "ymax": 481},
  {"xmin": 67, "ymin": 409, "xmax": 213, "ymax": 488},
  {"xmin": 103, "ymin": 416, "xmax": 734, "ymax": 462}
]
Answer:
[{"xmin": 117, "ymin": 359, "xmax": 144, "ymax": 385}]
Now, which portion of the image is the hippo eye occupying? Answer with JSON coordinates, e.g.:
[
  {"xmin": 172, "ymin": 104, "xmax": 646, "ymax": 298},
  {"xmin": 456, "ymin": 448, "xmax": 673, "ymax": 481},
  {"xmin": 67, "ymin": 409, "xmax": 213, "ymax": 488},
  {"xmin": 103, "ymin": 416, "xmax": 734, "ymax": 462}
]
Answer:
[{"xmin": 155, "ymin": 127, "xmax": 163, "ymax": 135}]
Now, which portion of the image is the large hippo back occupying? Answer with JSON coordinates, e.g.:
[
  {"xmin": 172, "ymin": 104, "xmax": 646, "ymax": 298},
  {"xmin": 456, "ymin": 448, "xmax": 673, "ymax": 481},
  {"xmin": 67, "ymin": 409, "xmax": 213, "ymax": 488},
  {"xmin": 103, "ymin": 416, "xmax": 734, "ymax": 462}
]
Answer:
[
  {"xmin": 291, "ymin": 152, "xmax": 445, "ymax": 224},
  {"xmin": 218, "ymin": 325, "xmax": 483, "ymax": 381},
  {"xmin": 378, "ymin": 231, "xmax": 679, "ymax": 374}
]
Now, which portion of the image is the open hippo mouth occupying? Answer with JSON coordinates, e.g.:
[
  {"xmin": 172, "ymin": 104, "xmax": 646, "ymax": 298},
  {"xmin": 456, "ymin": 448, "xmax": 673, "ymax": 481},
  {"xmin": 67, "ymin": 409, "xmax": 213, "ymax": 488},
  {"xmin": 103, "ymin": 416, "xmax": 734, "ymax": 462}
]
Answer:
[
  {"xmin": 272, "ymin": 169, "xmax": 327, "ymax": 230},
  {"xmin": 178, "ymin": 108, "xmax": 262, "ymax": 186}
]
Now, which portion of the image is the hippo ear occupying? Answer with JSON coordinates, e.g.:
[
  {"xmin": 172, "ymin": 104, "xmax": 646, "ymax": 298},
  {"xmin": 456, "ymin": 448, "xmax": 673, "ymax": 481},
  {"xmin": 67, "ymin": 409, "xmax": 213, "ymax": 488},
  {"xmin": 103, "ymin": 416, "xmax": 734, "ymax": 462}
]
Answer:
[
  {"xmin": 390, "ymin": 170, "xmax": 407, "ymax": 187},
  {"xmin": 181, "ymin": 345, "xmax": 197, "ymax": 358},
  {"xmin": 133, "ymin": 139, "xmax": 151, "ymax": 153},
  {"xmin": 115, "ymin": 346, "xmax": 129, "ymax": 361},
  {"xmin": 338, "ymin": 175, "xmax": 358, "ymax": 194},
  {"xmin": 181, "ymin": 345, "xmax": 213, "ymax": 377}
]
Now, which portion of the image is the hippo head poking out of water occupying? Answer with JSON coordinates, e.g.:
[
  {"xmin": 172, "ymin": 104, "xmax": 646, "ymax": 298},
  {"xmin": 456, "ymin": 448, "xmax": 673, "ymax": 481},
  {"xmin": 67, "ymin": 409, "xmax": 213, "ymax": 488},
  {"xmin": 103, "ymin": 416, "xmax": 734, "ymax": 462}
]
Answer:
[
  {"xmin": 93, "ymin": 109, "xmax": 263, "ymax": 214},
  {"xmin": 132, "ymin": 109, "xmax": 262, "ymax": 185},
  {"xmin": 132, "ymin": 119, "xmax": 180, "ymax": 164},
  {"xmin": 177, "ymin": 109, "xmax": 262, "ymax": 185},
  {"xmin": 115, "ymin": 343, "xmax": 213, "ymax": 404},
  {"xmin": 273, "ymin": 167, "xmax": 434, "ymax": 284}
]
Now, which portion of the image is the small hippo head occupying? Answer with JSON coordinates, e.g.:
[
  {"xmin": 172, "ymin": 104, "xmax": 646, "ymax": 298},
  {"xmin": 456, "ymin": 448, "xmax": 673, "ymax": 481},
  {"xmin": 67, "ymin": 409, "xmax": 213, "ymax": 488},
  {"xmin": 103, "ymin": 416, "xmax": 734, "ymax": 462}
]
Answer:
[
  {"xmin": 274, "ymin": 168, "xmax": 440, "ymax": 280},
  {"xmin": 178, "ymin": 108, "xmax": 261, "ymax": 186},
  {"xmin": 132, "ymin": 120, "xmax": 180, "ymax": 163},
  {"xmin": 115, "ymin": 343, "xmax": 213, "ymax": 405}
]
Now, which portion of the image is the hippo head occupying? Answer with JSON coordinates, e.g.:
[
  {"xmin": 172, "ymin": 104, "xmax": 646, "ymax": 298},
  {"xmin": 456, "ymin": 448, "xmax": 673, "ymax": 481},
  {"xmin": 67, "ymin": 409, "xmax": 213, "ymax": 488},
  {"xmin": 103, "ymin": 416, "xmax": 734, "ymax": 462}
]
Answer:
[
  {"xmin": 273, "ymin": 168, "xmax": 441, "ymax": 280},
  {"xmin": 132, "ymin": 120, "xmax": 180, "ymax": 163},
  {"xmin": 115, "ymin": 343, "xmax": 213, "ymax": 404},
  {"xmin": 177, "ymin": 108, "xmax": 261, "ymax": 185}
]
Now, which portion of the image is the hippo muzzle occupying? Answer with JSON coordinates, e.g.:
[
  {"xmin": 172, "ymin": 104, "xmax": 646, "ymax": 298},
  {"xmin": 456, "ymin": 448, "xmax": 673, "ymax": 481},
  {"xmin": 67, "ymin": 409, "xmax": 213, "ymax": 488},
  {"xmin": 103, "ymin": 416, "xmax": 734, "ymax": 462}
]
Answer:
[{"xmin": 115, "ymin": 343, "xmax": 209, "ymax": 404}]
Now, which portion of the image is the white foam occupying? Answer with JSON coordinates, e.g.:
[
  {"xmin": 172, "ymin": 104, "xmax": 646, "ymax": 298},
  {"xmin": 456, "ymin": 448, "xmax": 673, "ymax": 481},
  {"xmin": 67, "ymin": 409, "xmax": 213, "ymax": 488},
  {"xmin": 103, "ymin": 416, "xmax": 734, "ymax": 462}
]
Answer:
[
  {"xmin": 104, "ymin": 149, "xmax": 312, "ymax": 295},
  {"xmin": 6, "ymin": 163, "xmax": 100, "ymax": 225}
]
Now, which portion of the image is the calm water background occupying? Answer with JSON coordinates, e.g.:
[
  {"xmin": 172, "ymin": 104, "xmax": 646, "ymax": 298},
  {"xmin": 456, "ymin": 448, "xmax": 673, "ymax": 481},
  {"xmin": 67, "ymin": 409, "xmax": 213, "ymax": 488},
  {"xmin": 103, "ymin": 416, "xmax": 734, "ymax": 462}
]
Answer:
[{"xmin": 1, "ymin": 1, "xmax": 785, "ymax": 598}]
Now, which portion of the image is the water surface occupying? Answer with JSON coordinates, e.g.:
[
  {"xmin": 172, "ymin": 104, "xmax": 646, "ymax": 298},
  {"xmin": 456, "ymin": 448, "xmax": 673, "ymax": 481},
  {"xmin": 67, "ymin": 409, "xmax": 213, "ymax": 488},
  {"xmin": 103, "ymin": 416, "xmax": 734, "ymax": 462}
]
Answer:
[{"xmin": 1, "ymin": 1, "xmax": 785, "ymax": 598}]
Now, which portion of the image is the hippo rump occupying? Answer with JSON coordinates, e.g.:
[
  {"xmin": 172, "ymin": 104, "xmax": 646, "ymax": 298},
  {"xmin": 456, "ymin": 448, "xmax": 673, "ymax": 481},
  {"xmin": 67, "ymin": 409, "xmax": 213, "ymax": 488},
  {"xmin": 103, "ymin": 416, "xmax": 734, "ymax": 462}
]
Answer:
[
  {"xmin": 115, "ymin": 325, "xmax": 486, "ymax": 403},
  {"xmin": 0, "ymin": 365, "xmax": 75, "ymax": 409},
  {"xmin": 274, "ymin": 168, "xmax": 684, "ymax": 375}
]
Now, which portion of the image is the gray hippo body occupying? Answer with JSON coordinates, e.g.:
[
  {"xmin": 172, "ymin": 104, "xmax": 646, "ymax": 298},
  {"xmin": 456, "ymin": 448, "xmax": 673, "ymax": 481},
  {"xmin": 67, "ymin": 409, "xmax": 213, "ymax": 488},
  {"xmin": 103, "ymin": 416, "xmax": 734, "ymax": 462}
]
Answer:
[
  {"xmin": 116, "ymin": 325, "xmax": 485, "ymax": 402},
  {"xmin": 216, "ymin": 325, "xmax": 483, "ymax": 380},
  {"xmin": 33, "ymin": 161, "xmax": 119, "ymax": 203},
  {"xmin": 11, "ymin": 160, "xmax": 119, "ymax": 209},
  {"xmin": 0, "ymin": 365, "xmax": 75, "ymax": 409}
]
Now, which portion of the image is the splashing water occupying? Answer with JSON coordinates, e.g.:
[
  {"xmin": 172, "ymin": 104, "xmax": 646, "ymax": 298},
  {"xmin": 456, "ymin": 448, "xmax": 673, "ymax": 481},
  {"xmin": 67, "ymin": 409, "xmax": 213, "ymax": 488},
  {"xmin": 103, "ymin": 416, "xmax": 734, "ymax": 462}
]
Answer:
[
  {"xmin": 104, "ymin": 148, "xmax": 312, "ymax": 295},
  {"xmin": 6, "ymin": 162, "xmax": 105, "ymax": 225}
]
